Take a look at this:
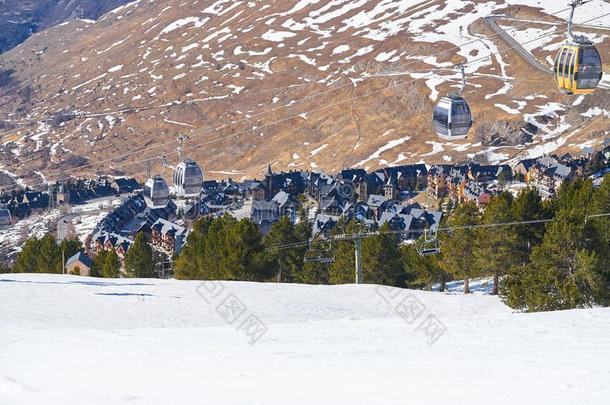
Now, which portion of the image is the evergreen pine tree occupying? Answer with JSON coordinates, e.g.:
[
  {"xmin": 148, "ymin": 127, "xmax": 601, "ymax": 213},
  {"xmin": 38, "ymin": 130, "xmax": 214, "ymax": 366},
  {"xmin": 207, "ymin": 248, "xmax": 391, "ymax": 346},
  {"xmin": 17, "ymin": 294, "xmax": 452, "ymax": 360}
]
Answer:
[
  {"xmin": 589, "ymin": 174, "xmax": 610, "ymax": 303},
  {"xmin": 0, "ymin": 263, "xmax": 11, "ymax": 273},
  {"xmin": 203, "ymin": 215, "xmax": 236, "ymax": 279},
  {"xmin": 60, "ymin": 238, "xmax": 83, "ymax": 262},
  {"xmin": 362, "ymin": 224, "xmax": 405, "ymax": 286},
  {"xmin": 502, "ymin": 179, "xmax": 605, "ymax": 311},
  {"xmin": 36, "ymin": 233, "xmax": 62, "ymax": 274},
  {"xmin": 13, "ymin": 237, "xmax": 41, "ymax": 273},
  {"xmin": 102, "ymin": 248, "xmax": 121, "ymax": 278},
  {"xmin": 223, "ymin": 219, "xmax": 271, "ymax": 281},
  {"xmin": 402, "ymin": 244, "xmax": 451, "ymax": 291},
  {"xmin": 124, "ymin": 232, "xmax": 155, "ymax": 278},
  {"xmin": 299, "ymin": 260, "xmax": 331, "ymax": 284},
  {"xmin": 264, "ymin": 217, "xmax": 308, "ymax": 282},
  {"xmin": 328, "ymin": 219, "xmax": 364, "ymax": 284},
  {"xmin": 476, "ymin": 192, "xmax": 519, "ymax": 295},
  {"xmin": 174, "ymin": 216, "xmax": 214, "ymax": 279},
  {"xmin": 440, "ymin": 202, "xmax": 479, "ymax": 293},
  {"xmin": 91, "ymin": 250, "xmax": 108, "ymax": 278},
  {"xmin": 519, "ymin": 211, "xmax": 603, "ymax": 311},
  {"xmin": 511, "ymin": 187, "xmax": 548, "ymax": 264}
]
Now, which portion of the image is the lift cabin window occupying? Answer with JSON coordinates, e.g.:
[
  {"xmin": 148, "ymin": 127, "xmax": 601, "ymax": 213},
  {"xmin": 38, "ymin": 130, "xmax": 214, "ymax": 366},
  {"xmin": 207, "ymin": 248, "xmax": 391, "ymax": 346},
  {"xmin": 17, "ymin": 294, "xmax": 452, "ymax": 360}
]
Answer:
[
  {"xmin": 186, "ymin": 165, "xmax": 202, "ymax": 181},
  {"xmin": 566, "ymin": 50, "xmax": 576, "ymax": 82},
  {"xmin": 577, "ymin": 46, "xmax": 603, "ymax": 89},
  {"xmin": 433, "ymin": 105, "xmax": 449, "ymax": 135},
  {"xmin": 555, "ymin": 48, "xmax": 569, "ymax": 79},
  {"xmin": 451, "ymin": 101, "xmax": 472, "ymax": 134}
]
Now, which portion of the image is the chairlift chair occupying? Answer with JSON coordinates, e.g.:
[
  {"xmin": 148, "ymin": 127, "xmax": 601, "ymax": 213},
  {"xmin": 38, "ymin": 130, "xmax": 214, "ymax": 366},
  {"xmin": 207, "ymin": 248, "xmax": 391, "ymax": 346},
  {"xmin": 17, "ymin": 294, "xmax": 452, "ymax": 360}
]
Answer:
[{"xmin": 417, "ymin": 229, "xmax": 441, "ymax": 256}]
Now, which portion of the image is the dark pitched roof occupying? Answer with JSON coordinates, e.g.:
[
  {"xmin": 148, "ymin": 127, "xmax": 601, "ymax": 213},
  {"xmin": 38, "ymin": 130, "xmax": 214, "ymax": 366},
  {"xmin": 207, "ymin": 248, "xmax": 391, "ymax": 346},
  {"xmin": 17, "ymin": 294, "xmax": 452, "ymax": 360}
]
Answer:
[
  {"xmin": 113, "ymin": 177, "xmax": 141, "ymax": 192},
  {"xmin": 338, "ymin": 168, "xmax": 367, "ymax": 182},
  {"xmin": 66, "ymin": 252, "xmax": 93, "ymax": 268}
]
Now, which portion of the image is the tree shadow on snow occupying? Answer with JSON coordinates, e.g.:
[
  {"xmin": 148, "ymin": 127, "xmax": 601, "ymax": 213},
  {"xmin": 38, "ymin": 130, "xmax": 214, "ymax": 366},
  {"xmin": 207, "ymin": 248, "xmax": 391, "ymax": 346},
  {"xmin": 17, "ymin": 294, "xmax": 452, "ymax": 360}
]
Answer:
[
  {"xmin": 0, "ymin": 278, "xmax": 154, "ymax": 287},
  {"xmin": 95, "ymin": 292, "xmax": 154, "ymax": 297}
]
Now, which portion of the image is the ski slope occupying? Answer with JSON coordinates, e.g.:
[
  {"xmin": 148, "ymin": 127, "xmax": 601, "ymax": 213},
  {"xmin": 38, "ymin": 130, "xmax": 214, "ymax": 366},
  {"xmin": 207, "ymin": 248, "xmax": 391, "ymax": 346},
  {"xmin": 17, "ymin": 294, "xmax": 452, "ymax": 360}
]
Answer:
[{"xmin": 1, "ymin": 274, "xmax": 609, "ymax": 405}]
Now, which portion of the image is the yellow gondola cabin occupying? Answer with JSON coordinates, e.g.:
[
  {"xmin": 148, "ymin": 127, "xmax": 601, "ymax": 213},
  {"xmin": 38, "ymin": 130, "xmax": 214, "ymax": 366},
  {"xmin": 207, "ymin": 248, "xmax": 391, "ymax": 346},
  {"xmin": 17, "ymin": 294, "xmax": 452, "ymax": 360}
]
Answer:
[{"xmin": 554, "ymin": 41, "xmax": 603, "ymax": 95}]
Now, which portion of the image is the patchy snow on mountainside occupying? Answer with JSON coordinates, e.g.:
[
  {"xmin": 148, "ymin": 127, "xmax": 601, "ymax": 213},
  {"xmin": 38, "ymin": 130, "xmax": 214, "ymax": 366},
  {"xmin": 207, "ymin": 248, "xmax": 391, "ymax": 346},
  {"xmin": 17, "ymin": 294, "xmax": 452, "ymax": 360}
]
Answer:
[{"xmin": 0, "ymin": 0, "xmax": 609, "ymax": 186}]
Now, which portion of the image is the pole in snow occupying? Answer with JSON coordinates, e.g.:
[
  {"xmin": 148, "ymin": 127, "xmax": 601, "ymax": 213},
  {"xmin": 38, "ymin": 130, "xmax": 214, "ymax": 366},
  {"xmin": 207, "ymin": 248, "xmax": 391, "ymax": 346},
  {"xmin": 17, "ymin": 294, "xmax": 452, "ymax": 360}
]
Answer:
[{"xmin": 354, "ymin": 238, "xmax": 362, "ymax": 284}]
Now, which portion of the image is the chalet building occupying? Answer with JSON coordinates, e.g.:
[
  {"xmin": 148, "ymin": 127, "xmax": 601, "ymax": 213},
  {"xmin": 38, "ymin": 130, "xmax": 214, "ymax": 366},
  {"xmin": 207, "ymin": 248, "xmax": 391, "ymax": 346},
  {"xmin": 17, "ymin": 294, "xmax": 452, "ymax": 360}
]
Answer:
[
  {"xmin": 272, "ymin": 191, "xmax": 297, "ymax": 221},
  {"xmin": 95, "ymin": 194, "xmax": 176, "ymax": 237},
  {"xmin": 151, "ymin": 219, "xmax": 187, "ymax": 254},
  {"xmin": 63, "ymin": 178, "xmax": 116, "ymax": 204},
  {"xmin": 381, "ymin": 164, "xmax": 429, "ymax": 192},
  {"xmin": 202, "ymin": 180, "xmax": 220, "ymax": 193},
  {"xmin": 264, "ymin": 166, "xmax": 307, "ymax": 199},
  {"xmin": 111, "ymin": 177, "xmax": 141, "ymax": 194},
  {"xmin": 337, "ymin": 169, "xmax": 368, "ymax": 200},
  {"xmin": 219, "ymin": 180, "xmax": 241, "ymax": 196},
  {"xmin": 513, "ymin": 159, "xmax": 537, "ymax": 181},
  {"xmin": 377, "ymin": 203, "xmax": 442, "ymax": 237},
  {"xmin": 307, "ymin": 171, "xmax": 335, "ymax": 202},
  {"xmin": 367, "ymin": 194, "xmax": 388, "ymax": 219},
  {"xmin": 364, "ymin": 171, "xmax": 386, "ymax": 198},
  {"xmin": 65, "ymin": 252, "xmax": 93, "ymax": 276},
  {"xmin": 90, "ymin": 231, "xmax": 133, "ymax": 259},
  {"xmin": 343, "ymin": 201, "xmax": 373, "ymax": 222},
  {"xmin": 115, "ymin": 239, "xmax": 132, "ymax": 259},
  {"xmin": 312, "ymin": 214, "xmax": 340, "ymax": 236},
  {"xmin": 463, "ymin": 183, "xmax": 492, "ymax": 207},
  {"xmin": 246, "ymin": 182, "xmax": 266, "ymax": 201},
  {"xmin": 527, "ymin": 156, "xmax": 572, "ymax": 194},
  {"xmin": 446, "ymin": 169, "xmax": 468, "ymax": 203},
  {"xmin": 467, "ymin": 164, "xmax": 511, "ymax": 183},
  {"xmin": 378, "ymin": 212, "xmax": 414, "ymax": 233},
  {"xmin": 319, "ymin": 195, "xmax": 345, "ymax": 216},
  {"xmin": 231, "ymin": 199, "xmax": 280, "ymax": 234},
  {"xmin": 200, "ymin": 191, "xmax": 235, "ymax": 216},
  {"xmin": 427, "ymin": 165, "xmax": 453, "ymax": 198}
]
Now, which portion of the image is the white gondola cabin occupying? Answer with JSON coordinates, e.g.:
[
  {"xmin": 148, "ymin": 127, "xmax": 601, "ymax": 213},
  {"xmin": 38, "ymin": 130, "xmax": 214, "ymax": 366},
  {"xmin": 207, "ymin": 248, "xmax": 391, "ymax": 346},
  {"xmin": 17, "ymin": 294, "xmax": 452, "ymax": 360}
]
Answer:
[
  {"xmin": 433, "ymin": 64, "xmax": 473, "ymax": 140},
  {"xmin": 173, "ymin": 159, "xmax": 203, "ymax": 198},
  {"xmin": 433, "ymin": 94, "xmax": 473, "ymax": 140},
  {"xmin": 0, "ymin": 207, "xmax": 11, "ymax": 231},
  {"xmin": 143, "ymin": 175, "xmax": 170, "ymax": 209}
]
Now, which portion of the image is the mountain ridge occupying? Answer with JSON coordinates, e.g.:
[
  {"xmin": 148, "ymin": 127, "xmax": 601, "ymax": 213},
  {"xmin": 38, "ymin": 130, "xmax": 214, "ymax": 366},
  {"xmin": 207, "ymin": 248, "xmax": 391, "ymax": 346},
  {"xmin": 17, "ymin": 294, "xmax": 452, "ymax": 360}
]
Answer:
[{"xmin": 0, "ymin": 0, "xmax": 133, "ymax": 53}]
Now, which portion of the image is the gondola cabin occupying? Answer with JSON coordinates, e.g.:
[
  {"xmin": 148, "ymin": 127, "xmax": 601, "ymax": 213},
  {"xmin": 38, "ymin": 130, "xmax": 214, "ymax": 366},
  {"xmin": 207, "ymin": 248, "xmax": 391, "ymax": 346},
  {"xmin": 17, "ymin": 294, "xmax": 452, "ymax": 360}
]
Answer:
[
  {"xmin": 173, "ymin": 159, "xmax": 203, "ymax": 198},
  {"xmin": 554, "ymin": 40, "xmax": 603, "ymax": 95},
  {"xmin": 0, "ymin": 207, "xmax": 11, "ymax": 231},
  {"xmin": 433, "ymin": 94, "xmax": 472, "ymax": 140},
  {"xmin": 143, "ymin": 176, "xmax": 170, "ymax": 209}
]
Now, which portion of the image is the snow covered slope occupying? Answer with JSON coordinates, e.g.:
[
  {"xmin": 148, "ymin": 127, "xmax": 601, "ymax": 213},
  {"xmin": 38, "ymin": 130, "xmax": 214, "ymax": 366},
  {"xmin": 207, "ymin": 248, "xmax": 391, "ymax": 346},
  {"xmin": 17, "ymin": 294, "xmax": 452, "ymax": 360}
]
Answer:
[{"xmin": 1, "ymin": 274, "xmax": 609, "ymax": 404}]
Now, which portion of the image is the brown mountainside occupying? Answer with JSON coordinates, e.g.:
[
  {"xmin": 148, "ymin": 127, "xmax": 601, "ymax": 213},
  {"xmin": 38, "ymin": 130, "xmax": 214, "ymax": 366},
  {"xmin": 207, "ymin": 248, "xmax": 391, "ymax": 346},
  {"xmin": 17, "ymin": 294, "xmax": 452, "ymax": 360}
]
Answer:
[{"xmin": 0, "ymin": 0, "xmax": 609, "ymax": 187}]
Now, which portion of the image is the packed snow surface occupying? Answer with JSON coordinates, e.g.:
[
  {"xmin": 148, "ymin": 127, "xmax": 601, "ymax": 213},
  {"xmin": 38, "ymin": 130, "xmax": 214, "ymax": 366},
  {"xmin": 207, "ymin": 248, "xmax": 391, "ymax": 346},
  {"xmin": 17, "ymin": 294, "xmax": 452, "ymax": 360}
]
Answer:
[{"xmin": 1, "ymin": 274, "xmax": 609, "ymax": 404}]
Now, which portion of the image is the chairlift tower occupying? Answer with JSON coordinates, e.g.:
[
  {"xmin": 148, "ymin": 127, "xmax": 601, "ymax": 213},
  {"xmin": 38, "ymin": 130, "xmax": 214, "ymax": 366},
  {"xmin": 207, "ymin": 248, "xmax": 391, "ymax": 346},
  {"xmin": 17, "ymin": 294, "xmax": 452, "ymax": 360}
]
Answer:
[
  {"xmin": 48, "ymin": 183, "xmax": 55, "ymax": 209},
  {"xmin": 321, "ymin": 232, "xmax": 368, "ymax": 284}
]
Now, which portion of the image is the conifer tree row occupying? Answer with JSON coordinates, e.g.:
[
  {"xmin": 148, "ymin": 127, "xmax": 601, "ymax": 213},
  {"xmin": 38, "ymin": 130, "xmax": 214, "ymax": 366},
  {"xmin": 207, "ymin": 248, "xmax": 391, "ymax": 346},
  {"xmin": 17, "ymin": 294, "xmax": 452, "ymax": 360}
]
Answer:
[{"xmin": 8, "ymin": 175, "xmax": 610, "ymax": 312}]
